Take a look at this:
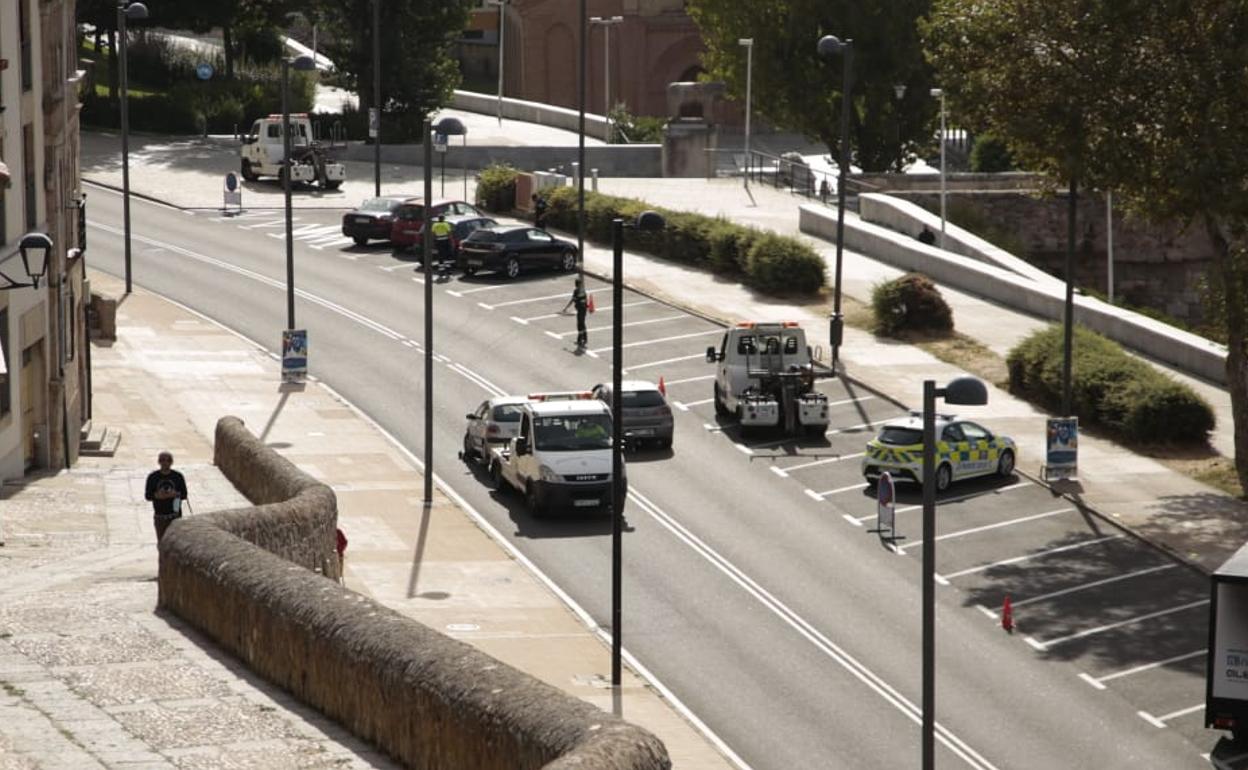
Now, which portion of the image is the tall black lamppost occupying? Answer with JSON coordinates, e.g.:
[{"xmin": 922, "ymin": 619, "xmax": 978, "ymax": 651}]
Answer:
[
  {"xmin": 117, "ymin": 1, "xmax": 149, "ymax": 295},
  {"xmin": 609, "ymin": 210, "xmax": 665, "ymax": 686},
  {"xmin": 282, "ymin": 55, "xmax": 317, "ymax": 331},
  {"xmin": 576, "ymin": 0, "xmax": 587, "ymax": 275},
  {"xmin": 372, "ymin": 0, "xmax": 382, "ymax": 198},
  {"xmin": 920, "ymin": 376, "xmax": 988, "ymax": 770},
  {"xmin": 817, "ymin": 34, "xmax": 853, "ymax": 374}
]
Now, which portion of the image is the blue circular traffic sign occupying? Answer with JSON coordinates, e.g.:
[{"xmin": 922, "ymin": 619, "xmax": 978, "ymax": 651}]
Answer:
[
  {"xmin": 224, "ymin": 172, "xmax": 239, "ymax": 192},
  {"xmin": 196, "ymin": 62, "xmax": 214, "ymax": 81}
]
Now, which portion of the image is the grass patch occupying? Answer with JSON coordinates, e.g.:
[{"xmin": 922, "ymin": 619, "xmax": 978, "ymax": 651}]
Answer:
[
  {"xmin": 1, "ymin": 681, "xmax": 26, "ymax": 698},
  {"xmin": 902, "ymin": 330, "xmax": 1009, "ymax": 388}
]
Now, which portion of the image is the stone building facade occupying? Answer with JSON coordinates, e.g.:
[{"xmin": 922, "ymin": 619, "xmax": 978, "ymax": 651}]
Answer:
[{"xmin": 0, "ymin": 0, "xmax": 88, "ymax": 481}]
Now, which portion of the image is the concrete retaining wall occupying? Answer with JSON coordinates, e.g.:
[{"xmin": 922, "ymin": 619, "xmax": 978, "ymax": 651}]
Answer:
[
  {"xmin": 800, "ymin": 204, "xmax": 1230, "ymax": 385},
  {"xmin": 452, "ymin": 90, "xmax": 611, "ymax": 140},
  {"xmin": 158, "ymin": 416, "xmax": 669, "ymax": 770},
  {"xmin": 339, "ymin": 143, "xmax": 663, "ymax": 178}
]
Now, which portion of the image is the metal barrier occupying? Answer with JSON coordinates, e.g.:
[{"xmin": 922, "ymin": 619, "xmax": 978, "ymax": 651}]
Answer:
[{"xmin": 704, "ymin": 147, "xmax": 878, "ymax": 205}]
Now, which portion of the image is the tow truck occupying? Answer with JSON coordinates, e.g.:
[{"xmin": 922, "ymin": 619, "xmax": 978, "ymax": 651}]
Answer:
[
  {"xmin": 707, "ymin": 321, "xmax": 829, "ymax": 435},
  {"xmin": 240, "ymin": 114, "xmax": 345, "ymax": 190}
]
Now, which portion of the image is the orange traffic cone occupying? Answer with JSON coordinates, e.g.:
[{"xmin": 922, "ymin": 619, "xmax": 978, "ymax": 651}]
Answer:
[
  {"xmin": 658, "ymin": 376, "xmax": 667, "ymax": 397},
  {"xmin": 587, "ymin": 294, "xmax": 596, "ymax": 313},
  {"xmin": 1002, "ymin": 595, "xmax": 1014, "ymax": 634}
]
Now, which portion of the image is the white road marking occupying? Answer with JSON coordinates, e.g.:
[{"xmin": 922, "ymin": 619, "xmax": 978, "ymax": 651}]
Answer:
[
  {"xmin": 589, "ymin": 328, "xmax": 721, "ymax": 354},
  {"xmin": 626, "ymin": 488, "xmax": 1000, "ymax": 770},
  {"xmin": 379, "ymin": 263, "xmax": 412, "ymax": 272},
  {"xmin": 809, "ymin": 483, "xmax": 865, "ymax": 499},
  {"xmin": 733, "ymin": 443, "xmax": 754, "ymax": 456},
  {"xmin": 805, "ymin": 489, "xmax": 825, "ymax": 502},
  {"xmin": 776, "ymin": 452, "xmax": 865, "ymax": 476},
  {"xmin": 941, "ymin": 535, "xmax": 1121, "ymax": 580},
  {"xmin": 879, "ymin": 481, "xmax": 1031, "ymax": 520},
  {"xmin": 899, "ymin": 508, "xmax": 1073, "ymax": 551},
  {"xmin": 976, "ymin": 605, "xmax": 998, "ymax": 620},
  {"xmin": 703, "ymin": 422, "xmax": 725, "ymax": 433},
  {"xmin": 447, "ymin": 363, "xmax": 505, "ymax": 396},
  {"xmin": 547, "ymin": 314, "xmax": 686, "ymax": 339},
  {"xmin": 934, "ymin": 573, "xmax": 950, "ymax": 586},
  {"xmin": 1029, "ymin": 600, "xmax": 1210, "ymax": 650},
  {"xmin": 1138, "ymin": 711, "xmax": 1169, "ymax": 729},
  {"xmin": 511, "ymin": 316, "xmax": 530, "ymax": 325},
  {"xmin": 625, "ymin": 352, "xmax": 709, "ymax": 372},
  {"xmin": 842, "ymin": 513, "xmax": 862, "ymax": 526},
  {"xmin": 1010, "ymin": 564, "xmax": 1176, "ymax": 608},
  {"xmin": 479, "ymin": 287, "xmax": 610, "ymax": 310},
  {"xmin": 663, "ymin": 374, "xmax": 714, "ymax": 386},
  {"xmin": 826, "ymin": 395, "xmax": 877, "ymax": 407},
  {"xmin": 1081, "ymin": 649, "xmax": 1206, "ymax": 689},
  {"xmin": 678, "ymin": 397, "xmax": 713, "ymax": 410},
  {"xmin": 446, "ymin": 283, "xmax": 510, "ymax": 297},
  {"xmin": 240, "ymin": 218, "xmax": 289, "ymax": 230}
]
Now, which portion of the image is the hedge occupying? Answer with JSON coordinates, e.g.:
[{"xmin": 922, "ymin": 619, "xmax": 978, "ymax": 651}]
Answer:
[
  {"xmin": 543, "ymin": 187, "xmax": 825, "ymax": 295},
  {"xmin": 1006, "ymin": 325, "xmax": 1215, "ymax": 444},
  {"xmin": 475, "ymin": 164, "xmax": 521, "ymax": 213},
  {"xmin": 871, "ymin": 273, "xmax": 954, "ymax": 336}
]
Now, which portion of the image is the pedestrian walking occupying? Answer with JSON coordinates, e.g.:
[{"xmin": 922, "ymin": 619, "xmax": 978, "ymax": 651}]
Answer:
[
  {"xmin": 146, "ymin": 451, "xmax": 188, "ymax": 543},
  {"xmin": 562, "ymin": 278, "xmax": 589, "ymax": 349},
  {"xmin": 532, "ymin": 192, "xmax": 548, "ymax": 229},
  {"xmin": 819, "ymin": 178, "xmax": 831, "ymax": 204},
  {"xmin": 431, "ymin": 214, "xmax": 453, "ymax": 272},
  {"xmin": 335, "ymin": 527, "xmax": 348, "ymax": 585}
]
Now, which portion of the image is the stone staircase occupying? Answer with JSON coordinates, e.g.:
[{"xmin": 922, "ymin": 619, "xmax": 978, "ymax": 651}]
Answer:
[{"xmin": 78, "ymin": 419, "xmax": 120, "ymax": 457}]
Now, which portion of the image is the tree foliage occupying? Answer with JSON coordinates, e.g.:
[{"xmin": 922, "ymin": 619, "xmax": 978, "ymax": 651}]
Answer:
[
  {"xmin": 686, "ymin": 0, "xmax": 937, "ymax": 172},
  {"xmin": 926, "ymin": 0, "xmax": 1248, "ymax": 492}
]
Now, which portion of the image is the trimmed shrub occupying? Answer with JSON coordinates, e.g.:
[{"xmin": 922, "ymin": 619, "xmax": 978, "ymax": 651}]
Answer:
[
  {"xmin": 871, "ymin": 273, "xmax": 955, "ymax": 336},
  {"xmin": 475, "ymin": 164, "xmax": 520, "ymax": 213},
  {"xmin": 745, "ymin": 234, "xmax": 827, "ymax": 294},
  {"xmin": 1007, "ymin": 325, "xmax": 1215, "ymax": 444}
]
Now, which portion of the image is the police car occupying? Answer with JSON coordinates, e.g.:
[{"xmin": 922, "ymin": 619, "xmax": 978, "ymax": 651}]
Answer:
[{"xmin": 862, "ymin": 413, "xmax": 1017, "ymax": 492}]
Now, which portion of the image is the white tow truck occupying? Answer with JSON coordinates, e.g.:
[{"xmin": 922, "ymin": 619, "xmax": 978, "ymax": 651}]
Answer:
[
  {"xmin": 707, "ymin": 321, "xmax": 829, "ymax": 435},
  {"xmin": 240, "ymin": 114, "xmax": 345, "ymax": 189},
  {"xmin": 487, "ymin": 394, "xmax": 623, "ymax": 516}
]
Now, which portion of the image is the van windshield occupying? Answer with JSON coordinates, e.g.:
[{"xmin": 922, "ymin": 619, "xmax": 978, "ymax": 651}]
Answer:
[{"xmin": 534, "ymin": 414, "xmax": 612, "ymax": 451}]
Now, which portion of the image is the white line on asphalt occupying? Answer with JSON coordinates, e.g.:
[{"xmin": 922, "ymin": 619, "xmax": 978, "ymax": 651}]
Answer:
[
  {"xmin": 899, "ymin": 508, "xmax": 1074, "ymax": 551},
  {"xmin": 1029, "ymin": 600, "xmax": 1210, "ymax": 650},
  {"xmin": 934, "ymin": 573, "xmax": 950, "ymax": 586},
  {"xmin": 879, "ymin": 481, "xmax": 1032, "ymax": 520},
  {"xmin": 479, "ymin": 287, "xmax": 610, "ymax": 310},
  {"xmin": 680, "ymin": 398, "xmax": 713, "ymax": 409},
  {"xmin": 240, "ymin": 218, "xmax": 289, "ymax": 230},
  {"xmin": 1081, "ymin": 649, "xmax": 1207, "ymax": 690},
  {"xmin": 810, "ymin": 483, "xmax": 865, "ymax": 499},
  {"xmin": 379, "ymin": 263, "xmax": 411, "ymax": 272},
  {"xmin": 307, "ymin": 237, "xmax": 355, "ymax": 250},
  {"xmin": 511, "ymin": 316, "xmax": 530, "ymax": 325},
  {"xmin": 842, "ymin": 513, "xmax": 862, "ymax": 526},
  {"xmin": 976, "ymin": 605, "xmax": 998, "ymax": 620},
  {"xmin": 546, "ymin": 314, "xmax": 686, "ymax": 339},
  {"xmin": 703, "ymin": 422, "xmax": 725, "ymax": 433},
  {"xmin": 826, "ymin": 395, "xmax": 877, "ymax": 407},
  {"xmin": 1158, "ymin": 704, "xmax": 1204, "ymax": 723},
  {"xmin": 733, "ymin": 442, "xmax": 754, "ymax": 455},
  {"xmin": 1010, "ymin": 564, "xmax": 1176, "ymax": 609},
  {"xmin": 626, "ymin": 488, "xmax": 999, "ymax": 770},
  {"xmin": 590, "ymin": 328, "xmax": 721, "ymax": 354},
  {"xmin": 775, "ymin": 452, "xmax": 865, "ymax": 476},
  {"xmin": 805, "ymin": 489, "xmax": 825, "ymax": 502},
  {"xmin": 941, "ymin": 535, "xmax": 1121, "ymax": 580},
  {"xmin": 748, "ymin": 422, "xmax": 874, "ymax": 451},
  {"xmin": 663, "ymin": 374, "xmax": 714, "ymax": 386},
  {"xmin": 447, "ymin": 363, "xmax": 505, "ymax": 396},
  {"xmin": 413, "ymin": 276, "xmax": 426, "ymax": 285},
  {"xmin": 545, "ymin": 330, "xmax": 561, "ymax": 340},
  {"xmin": 1138, "ymin": 711, "xmax": 1169, "ymax": 729},
  {"xmin": 446, "ymin": 284, "xmax": 510, "ymax": 297},
  {"xmin": 625, "ymin": 353, "xmax": 709, "ymax": 373}
]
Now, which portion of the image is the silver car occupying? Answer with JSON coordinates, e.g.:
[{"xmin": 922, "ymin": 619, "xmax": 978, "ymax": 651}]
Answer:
[
  {"xmin": 592, "ymin": 380, "xmax": 674, "ymax": 449},
  {"xmin": 462, "ymin": 396, "xmax": 530, "ymax": 462}
]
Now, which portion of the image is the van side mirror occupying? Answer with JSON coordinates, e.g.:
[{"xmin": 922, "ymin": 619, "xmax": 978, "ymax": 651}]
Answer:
[
  {"xmin": 515, "ymin": 437, "xmax": 530, "ymax": 456},
  {"xmin": 706, "ymin": 346, "xmax": 719, "ymax": 363}
]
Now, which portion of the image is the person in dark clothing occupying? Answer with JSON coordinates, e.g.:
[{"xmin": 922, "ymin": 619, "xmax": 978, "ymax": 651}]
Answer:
[
  {"xmin": 918, "ymin": 226, "xmax": 937, "ymax": 246},
  {"xmin": 532, "ymin": 193, "xmax": 548, "ymax": 229},
  {"xmin": 146, "ymin": 451, "xmax": 188, "ymax": 543},
  {"xmin": 819, "ymin": 178, "xmax": 831, "ymax": 204},
  {"xmin": 562, "ymin": 278, "xmax": 588, "ymax": 349}
]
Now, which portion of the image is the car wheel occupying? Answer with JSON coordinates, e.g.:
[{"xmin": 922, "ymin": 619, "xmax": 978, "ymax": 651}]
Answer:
[
  {"xmin": 997, "ymin": 449, "xmax": 1015, "ymax": 477},
  {"xmin": 462, "ymin": 434, "xmax": 476, "ymax": 462},
  {"xmin": 490, "ymin": 462, "xmax": 506, "ymax": 492},
  {"xmin": 714, "ymin": 383, "xmax": 729, "ymax": 416},
  {"xmin": 936, "ymin": 463, "xmax": 953, "ymax": 492},
  {"xmin": 505, "ymin": 256, "xmax": 521, "ymax": 279},
  {"xmin": 240, "ymin": 160, "xmax": 258, "ymax": 181},
  {"xmin": 525, "ymin": 482, "xmax": 543, "ymax": 517},
  {"xmin": 353, "ymin": 236, "xmax": 368, "ymax": 246},
  {"xmin": 561, "ymin": 250, "xmax": 576, "ymax": 271}
]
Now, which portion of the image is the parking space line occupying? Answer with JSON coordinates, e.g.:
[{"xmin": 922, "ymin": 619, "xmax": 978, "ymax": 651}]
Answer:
[
  {"xmin": 514, "ymin": 300, "xmax": 653, "ymax": 326},
  {"xmin": 898, "ymin": 508, "xmax": 1074, "ymax": 551},
  {"xmin": 664, "ymin": 374, "xmax": 714, "ymax": 386},
  {"xmin": 774, "ymin": 452, "xmax": 865, "ymax": 477},
  {"xmin": 1080, "ymin": 649, "xmax": 1206, "ymax": 691},
  {"xmin": 733, "ymin": 442, "xmax": 754, "ymax": 455},
  {"xmin": 809, "ymin": 483, "xmax": 865, "ymax": 500},
  {"xmin": 1010, "ymin": 564, "xmax": 1176, "ymax": 609},
  {"xmin": 445, "ymin": 284, "xmax": 513, "ymax": 297},
  {"xmin": 547, "ymin": 315, "xmax": 686, "ymax": 339},
  {"xmin": 673, "ymin": 398, "xmax": 713, "ymax": 412},
  {"xmin": 590, "ymin": 329, "xmax": 722, "ymax": 354},
  {"xmin": 1028, "ymin": 600, "xmax": 1210, "ymax": 650},
  {"xmin": 1139, "ymin": 704, "xmax": 1202, "ymax": 728},
  {"xmin": 826, "ymin": 421, "xmax": 874, "ymax": 436},
  {"xmin": 478, "ymin": 287, "xmax": 610, "ymax": 310},
  {"xmin": 378, "ymin": 263, "xmax": 411, "ymax": 272},
  {"xmin": 748, "ymin": 422, "xmax": 873, "ymax": 451},
  {"xmin": 853, "ymin": 481, "xmax": 1032, "ymax": 524},
  {"xmin": 842, "ymin": 513, "xmax": 862, "ymax": 526},
  {"xmin": 827, "ymin": 395, "xmax": 877, "ymax": 407},
  {"xmin": 703, "ymin": 423, "xmax": 725, "ymax": 433},
  {"xmin": 942, "ymin": 535, "xmax": 1121, "ymax": 580},
  {"xmin": 626, "ymin": 353, "xmax": 708, "ymax": 373},
  {"xmin": 1138, "ymin": 711, "xmax": 1169, "ymax": 729}
]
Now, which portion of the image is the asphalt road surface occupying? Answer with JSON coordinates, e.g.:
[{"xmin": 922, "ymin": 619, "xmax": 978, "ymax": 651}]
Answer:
[{"xmin": 85, "ymin": 181, "xmax": 1215, "ymax": 769}]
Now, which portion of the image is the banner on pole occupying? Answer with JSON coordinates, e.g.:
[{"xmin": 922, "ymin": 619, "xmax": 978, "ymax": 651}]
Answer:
[
  {"xmin": 282, "ymin": 329, "xmax": 308, "ymax": 384},
  {"xmin": 1044, "ymin": 417, "xmax": 1078, "ymax": 480}
]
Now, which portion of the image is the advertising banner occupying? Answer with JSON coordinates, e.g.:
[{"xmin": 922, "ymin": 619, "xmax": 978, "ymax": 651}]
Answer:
[
  {"xmin": 282, "ymin": 329, "xmax": 307, "ymax": 384},
  {"xmin": 1045, "ymin": 417, "xmax": 1078, "ymax": 480}
]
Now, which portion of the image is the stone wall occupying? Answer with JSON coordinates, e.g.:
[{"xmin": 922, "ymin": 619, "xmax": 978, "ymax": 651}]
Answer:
[{"xmin": 157, "ymin": 416, "xmax": 670, "ymax": 770}]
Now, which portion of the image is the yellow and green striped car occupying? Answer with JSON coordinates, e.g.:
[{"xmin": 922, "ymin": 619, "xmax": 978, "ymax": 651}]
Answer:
[{"xmin": 862, "ymin": 414, "xmax": 1017, "ymax": 492}]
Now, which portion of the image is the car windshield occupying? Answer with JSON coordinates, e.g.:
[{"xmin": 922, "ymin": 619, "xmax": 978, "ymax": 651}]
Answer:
[
  {"xmin": 533, "ymin": 414, "xmax": 612, "ymax": 451},
  {"xmin": 622, "ymin": 390, "xmax": 666, "ymax": 408},
  {"xmin": 878, "ymin": 426, "xmax": 923, "ymax": 446},
  {"xmin": 395, "ymin": 205, "xmax": 425, "ymax": 221},
  {"xmin": 491, "ymin": 404, "xmax": 524, "ymax": 422},
  {"xmin": 360, "ymin": 198, "xmax": 398, "ymax": 212}
]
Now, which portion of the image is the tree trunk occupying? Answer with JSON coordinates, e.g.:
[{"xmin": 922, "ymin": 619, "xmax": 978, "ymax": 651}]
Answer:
[
  {"xmin": 107, "ymin": 28, "xmax": 118, "ymax": 102},
  {"xmin": 1206, "ymin": 214, "xmax": 1248, "ymax": 496},
  {"xmin": 223, "ymin": 24, "xmax": 234, "ymax": 80}
]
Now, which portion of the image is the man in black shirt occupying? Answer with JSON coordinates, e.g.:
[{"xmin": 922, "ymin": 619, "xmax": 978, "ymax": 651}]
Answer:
[{"xmin": 146, "ymin": 451, "xmax": 188, "ymax": 543}]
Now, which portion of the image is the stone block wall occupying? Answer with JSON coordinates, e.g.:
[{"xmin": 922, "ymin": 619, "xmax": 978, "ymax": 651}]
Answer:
[{"xmin": 158, "ymin": 416, "xmax": 670, "ymax": 770}]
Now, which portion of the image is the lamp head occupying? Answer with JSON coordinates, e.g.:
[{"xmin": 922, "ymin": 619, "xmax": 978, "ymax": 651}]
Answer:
[
  {"xmin": 894, "ymin": 84, "xmax": 907, "ymax": 100},
  {"xmin": 942, "ymin": 376, "xmax": 988, "ymax": 406},
  {"xmin": 290, "ymin": 54, "xmax": 316, "ymax": 72},
  {"xmin": 433, "ymin": 116, "xmax": 467, "ymax": 136},
  {"xmin": 634, "ymin": 210, "xmax": 665, "ymax": 232},
  {"xmin": 18, "ymin": 232, "xmax": 52, "ymax": 289},
  {"xmin": 930, "ymin": 87, "xmax": 944, "ymax": 98},
  {"xmin": 123, "ymin": 2, "xmax": 149, "ymax": 20},
  {"xmin": 817, "ymin": 35, "xmax": 849, "ymax": 58},
  {"xmin": 739, "ymin": 38, "xmax": 754, "ymax": 47}
]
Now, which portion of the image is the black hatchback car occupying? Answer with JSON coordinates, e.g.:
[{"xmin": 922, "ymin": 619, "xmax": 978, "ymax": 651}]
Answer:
[
  {"xmin": 341, "ymin": 196, "xmax": 411, "ymax": 246},
  {"xmin": 457, "ymin": 225, "xmax": 579, "ymax": 278}
]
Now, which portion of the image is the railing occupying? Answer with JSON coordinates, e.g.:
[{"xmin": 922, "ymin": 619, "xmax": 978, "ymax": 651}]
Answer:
[{"xmin": 705, "ymin": 147, "xmax": 879, "ymax": 205}]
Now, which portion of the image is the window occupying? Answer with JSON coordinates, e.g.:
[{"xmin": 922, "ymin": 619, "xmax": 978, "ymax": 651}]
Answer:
[
  {"xmin": 783, "ymin": 335, "xmax": 799, "ymax": 354},
  {"xmin": 942, "ymin": 424, "xmax": 966, "ymax": 443},
  {"xmin": 0, "ymin": 308, "xmax": 10, "ymax": 418},
  {"xmin": 622, "ymin": 390, "xmax": 666, "ymax": 408},
  {"xmin": 19, "ymin": 0, "xmax": 32, "ymax": 92},
  {"xmin": 960, "ymin": 423, "xmax": 991, "ymax": 441},
  {"xmin": 527, "ymin": 230, "xmax": 553, "ymax": 242},
  {"xmin": 736, "ymin": 335, "xmax": 756, "ymax": 355},
  {"xmin": 267, "ymin": 124, "xmax": 281, "ymax": 138},
  {"xmin": 22, "ymin": 125, "xmax": 35, "ymax": 230},
  {"xmin": 491, "ymin": 404, "xmax": 524, "ymax": 422},
  {"xmin": 879, "ymin": 426, "xmax": 922, "ymax": 446}
]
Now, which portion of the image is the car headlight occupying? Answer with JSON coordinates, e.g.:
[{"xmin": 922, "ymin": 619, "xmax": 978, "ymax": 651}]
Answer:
[{"xmin": 539, "ymin": 465, "xmax": 560, "ymax": 482}]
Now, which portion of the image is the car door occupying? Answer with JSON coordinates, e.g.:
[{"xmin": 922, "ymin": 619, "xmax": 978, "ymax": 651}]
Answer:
[
  {"xmin": 940, "ymin": 423, "xmax": 968, "ymax": 479},
  {"xmin": 469, "ymin": 401, "xmax": 490, "ymax": 453},
  {"xmin": 525, "ymin": 228, "xmax": 559, "ymax": 266},
  {"xmin": 957, "ymin": 421, "xmax": 995, "ymax": 477}
]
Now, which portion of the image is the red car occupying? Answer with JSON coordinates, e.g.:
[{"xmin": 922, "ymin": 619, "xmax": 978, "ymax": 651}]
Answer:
[{"xmin": 390, "ymin": 198, "xmax": 484, "ymax": 251}]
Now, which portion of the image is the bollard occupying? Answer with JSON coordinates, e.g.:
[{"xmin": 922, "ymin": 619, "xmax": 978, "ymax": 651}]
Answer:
[{"xmin": 592, "ymin": 168, "xmax": 599, "ymax": 192}]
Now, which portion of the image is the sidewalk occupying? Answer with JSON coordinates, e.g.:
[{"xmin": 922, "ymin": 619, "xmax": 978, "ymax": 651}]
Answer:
[{"xmin": 0, "ymin": 272, "xmax": 731, "ymax": 769}]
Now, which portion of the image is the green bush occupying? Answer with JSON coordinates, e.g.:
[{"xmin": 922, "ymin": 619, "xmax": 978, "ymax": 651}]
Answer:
[
  {"xmin": 969, "ymin": 132, "xmax": 1015, "ymax": 173},
  {"xmin": 1006, "ymin": 325, "xmax": 1215, "ymax": 444},
  {"xmin": 871, "ymin": 273, "xmax": 954, "ymax": 336},
  {"xmin": 608, "ymin": 104, "xmax": 666, "ymax": 143},
  {"xmin": 542, "ymin": 187, "xmax": 824, "ymax": 295},
  {"xmin": 475, "ymin": 164, "xmax": 520, "ymax": 212}
]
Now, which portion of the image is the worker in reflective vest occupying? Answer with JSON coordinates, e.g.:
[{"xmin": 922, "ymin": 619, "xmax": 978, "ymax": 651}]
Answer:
[{"xmin": 431, "ymin": 215, "xmax": 453, "ymax": 267}]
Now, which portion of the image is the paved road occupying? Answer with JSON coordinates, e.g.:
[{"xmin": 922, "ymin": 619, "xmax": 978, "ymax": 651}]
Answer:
[{"xmin": 83, "ymin": 183, "xmax": 1213, "ymax": 769}]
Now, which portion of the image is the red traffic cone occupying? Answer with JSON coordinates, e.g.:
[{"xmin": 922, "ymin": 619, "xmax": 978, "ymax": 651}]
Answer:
[
  {"xmin": 1001, "ymin": 595, "xmax": 1014, "ymax": 634},
  {"xmin": 658, "ymin": 376, "xmax": 667, "ymax": 397},
  {"xmin": 587, "ymin": 293, "xmax": 596, "ymax": 313}
]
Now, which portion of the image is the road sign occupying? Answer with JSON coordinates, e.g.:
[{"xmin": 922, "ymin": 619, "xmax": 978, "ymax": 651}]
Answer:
[
  {"xmin": 196, "ymin": 62, "xmax": 213, "ymax": 81},
  {"xmin": 368, "ymin": 108, "xmax": 379, "ymax": 139},
  {"xmin": 282, "ymin": 329, "xmax": 307, "ymax": 384},
  {"xmin": 877, "ymin": 471, "xmax": 896, "ymax": 539},
  {"xmin": 222, "ymin": 172, "xmax": 242, "ymax": 212},
  {"xmin": 434, "ymin": 132, "xmax": 448, "ymax": 153},
  {"xmin": 1044, "ymin": 417, "xmax": 1078, "ymax": 480}
]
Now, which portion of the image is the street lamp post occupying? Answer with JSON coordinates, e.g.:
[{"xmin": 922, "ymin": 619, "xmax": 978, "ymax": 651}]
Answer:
[
  {"xmin": 931, "ymin": 88, "xmax": 947, "ymax": 249},
  {"xmin": 117, "ymin": 1, "xmax": 149, "ymax": 295},
  {"xmin": 817, "ymin": 34, "xmax": 853, "ymax": 374},
  {"xmin": 372, "ymin": 0, "xmax": 381, "ymax": 198},
  {"xmin": 590, "ymin": 16, "xmax": 624, "ymax": 134},
  {"xmin": 739, "ymin": 38, "xmax": 753, "ymax": 190},
  {"xmin": 921, "ymin": 375, "xmax": 988, "ymax": 770},
  {"xmin": 576, "ymin": 0, "xmax": 587, "ymax": 276},
  {"xmin": 489, "ymin": 0, "xmax": 509, "ymax": 125},
  {"xmin": 282, "ymin": 55, "xmax": 317, "ymax": 331},
  {"xmin": 609, "ymin": 210, "xmax": 665, "ymax": 687}
]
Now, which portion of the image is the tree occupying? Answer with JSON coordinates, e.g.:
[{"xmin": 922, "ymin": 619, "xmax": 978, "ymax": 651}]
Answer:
[
  {"xmin": 686, "ymin": 0, "xmax": 937, "ymax": 172},
  {"xmin": 312, "ymin": 0, "xmax": 471, "ymax": 137},
  {"xmin": 925, "ymin": 0, "xmax": 1248, "ymax": 493}
]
